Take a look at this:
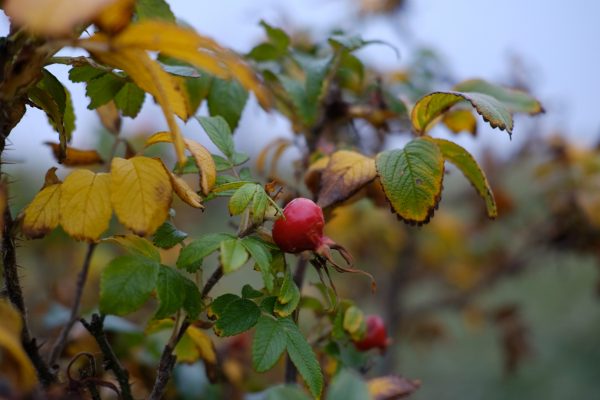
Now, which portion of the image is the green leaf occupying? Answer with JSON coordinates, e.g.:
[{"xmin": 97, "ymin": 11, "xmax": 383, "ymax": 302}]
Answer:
[
  {"xmin": 152, "ymin": 221, "xmax": 188, "ymax": 249},
  {"xmin": 241, "ymin": 236, "xmax": 275, "ymax": 292},
  {"xmin": 242, "ymin": 284, "xmax": 263, "ymax": 299},
  {"xmin": 155, "ymin": 265, "xmax": 201, "ymax": 319},
  {"xmin": 343, "ymin": 305, "xmax": 366, "ymax": 340},
  {"xmin": 433, "ymin": 138, "xmax": 497, "ymax": 218},
  {"xmin": 207, "ymin": 78, "xmax": 249, "ymax": 131},
  {"xmin": 68, "ymin": 65, "xmax": 105, "ymax": 83},
  {"xmin": 28, "ymin": 69, "xmax": 75, "ymax": 157},
  {"xmin": 213, "ymin": 296, "xmax": 260, "ymax": 336},
  {"xmin": 411, "ymin": 91, "xmax": 513, "ymax": 135},
  {"xmin": 264, "ymin": 385, "xmax": 311, "ymax": 400},
  {"xmin": 100, "ymin": 255, "xmax": 159, "ymax": 315},
  {"xmin": 252, "ymin": 188, "xmax": 269, "ymax": 225},
  {"xmin": 185, "ymin": 74, "xmax": 213, "ymax": 115},
  {"xmin": 275, "ymin": 269, "xmax": 301, "ymax": 317},
  {"xmin": 210, "ymin": 294, "xmax": 239, "ymax": 316},
  {"xmin": 328, "ymin": 34, "xmax": 394, "ymax": 54},
  {"xmin": 375, "ymin": 138, "xmax": 444, "ymax": 224},
  {"xmin": 248, "ymin": 21, "xmax": 290, "ymax": 61},
  {"xmin": 197, "ymin": 115, "xmax": 234, "ymax": 158},
  {"xmin": 212, "ymin": 154, "xmax": 233, "ymax": 171},
  {"xmin": 281, "ymin": 318, "xmax": 323, "ymax": 397},
  {"xmin": 86, "ymin": 74, "xmax": 125, "ymax": 109},
  {"xmin": 177, "ymin": 156, "xmax": 199, "ymax": 174},
  {"xmin": 326, "ymin": 369, "xmax": 370, "ymax": 400},
  {"xmin": 220, "ymin": 238, "xmax": 249, "ymax": 274},
  {"xmin": 252, "ymin": 315, "xmax": 288, "ymax": 372},
  {"xmin": 228, "ymin": 183, "xmax": 259, "ymax": 216},
  {"xmin": 453, "ymin": 79, "xmax": 544, "ymax": 115},
  {"xmin": 114, "ymin": 82, "xmax": 146, "ymax": 118},
  {"xmin": 135, "ymin": 0, "xmax": 176, "ymax": 22},
  {"xmin": 104, "ymin": 234, "xmax": 161, "ymax": 262},
  {"xmin": 177, "ymin": 233, "xmax": 234, "ymax": 272}
]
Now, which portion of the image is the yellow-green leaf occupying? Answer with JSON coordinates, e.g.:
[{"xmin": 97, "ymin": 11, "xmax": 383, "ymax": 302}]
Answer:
[
  {"xmin": 375, "ymin": 138, "xmax": 444, "ymax": 224},
  {"xmin": 168, "ymin": 171, "xmax": 204, "ymax": 209},
  {"xmin": 22, "ymin": 168, "xmax": 62, "ymax": 239},
  {"xmin": 220, "ymin": 238, "xmax": 249, "ymax": 274},
  {"xmin": 103, "ymin": 234, "xmax": 161, "ymax": 262},
  {"xmin": 59, "ymin": 170, "xmax": 112, "ymax": 241},
  {"xmin": 411, "ymin": 91, "xmax": 513, "ymax": 135},
  {"xmin": 184, "ymin": 138, "xmax": 217, "ymax": 195},
  {"xmin": 433, "ymin": 138, "xmax": 497, "ymax": 218},
  {"xmin": 343, "ymin": 305, "xmax": 365, "ymax": 341},
  {"xmin": 453, "ymin": 79, "xmax": 544, "ymax": 115},
  {"xmin": 110, "ymin": 156, "xmax": 172, "ymax": 236},
  {"xmin": 317, "ymin": 150, "xmax": 377, "ymax": 208}
]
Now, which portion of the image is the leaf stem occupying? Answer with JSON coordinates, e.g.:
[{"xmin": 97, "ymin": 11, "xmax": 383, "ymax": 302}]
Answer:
[
  {"xmin": 81, "ymin": 314, "xmax": 133, "ymax": 400},
  {"xmin": 48, "ymin": 242, "xmax": 98, "ymax": 367}
]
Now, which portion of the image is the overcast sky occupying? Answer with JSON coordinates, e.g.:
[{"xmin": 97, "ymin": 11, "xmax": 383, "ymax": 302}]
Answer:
[{"xmin": 1, "ymin": 0, "xmax": 598, "ymax": 171}]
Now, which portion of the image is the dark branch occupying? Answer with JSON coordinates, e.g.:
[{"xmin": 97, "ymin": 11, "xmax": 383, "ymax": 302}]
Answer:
[
  {"xmin": 149, "ymin": 266, "xmax": 224, "ymax": 400},
  {"xmin": 49, "ymin": 242, "xmax": 98, "ymax": 367},
  {"xmin": 81, "ymin": 314, "xmax": 133, "ymax": 400}
]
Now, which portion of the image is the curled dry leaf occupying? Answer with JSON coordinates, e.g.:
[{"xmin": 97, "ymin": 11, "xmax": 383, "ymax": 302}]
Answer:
[
  {"xmin": 59, "ymin": 169, "xmax": 112, "ymax": 241},
  {"xmin": 145, "ymin": 131, "xmax": 216, "ymax": 195},
  {"xmin": 44, "ymin": 142, "xmax": 104, "ymax": 167},
  {"xmin": 256, "ymin": 138, "xmax": 292, "ymax": 177},
  {"xmin": 162, "ymin": 165, "xmax": 204, "ymax": 209},
  {"xmin": 110, "ymin": 156, "xmax": 172, "ymax": 236},
  {"xmin": 22, "ymin": 168, "xmax": 62, "ymax": 239}
]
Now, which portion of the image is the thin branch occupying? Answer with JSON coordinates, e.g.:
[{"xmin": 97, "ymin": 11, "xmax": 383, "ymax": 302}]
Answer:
[
  {"xmin": 2, "ymin": 202, "xmax": 56, "ymax": 385},
  {"xmin": 81, "ymin": 314, "xmax": 133, "ymax": 400},
  {"xmin": 285, "ymin": 256, "xmax": 308, "ymax": 384},
  {"xmin": 149, "ymin": 266, "xmax": 224, "ymax": 400},
  {"xmin": 48, "ymin": 242, "xmax": 98, "ymax": 366}
]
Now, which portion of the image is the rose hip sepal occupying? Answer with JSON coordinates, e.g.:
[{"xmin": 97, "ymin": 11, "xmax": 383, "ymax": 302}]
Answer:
[
  {"xmin": 272, "ymin": 198, "xmax": 375, "ymax": 291},
  {"xmin": 353, "ymin": 315, "xmax": 391, "ymax": 353}
]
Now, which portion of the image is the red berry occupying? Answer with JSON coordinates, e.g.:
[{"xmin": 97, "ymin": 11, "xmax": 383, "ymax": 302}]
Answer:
[
  {"xmin": 272, "ymin": 198, "xmax": 325, "ymax": 253},
  {"xmin": 354, "ymin": 315, "xmax": 389, "ymax": 352}
]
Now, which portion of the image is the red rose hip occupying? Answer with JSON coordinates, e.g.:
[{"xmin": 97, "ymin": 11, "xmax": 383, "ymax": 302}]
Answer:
[
  {"xmin": 272, "ymin": 198, "xmax": 326, "ymax": 253},
  {"xmin": 354, "ymin": 315, "xmax": 390, "ymax": 352}
]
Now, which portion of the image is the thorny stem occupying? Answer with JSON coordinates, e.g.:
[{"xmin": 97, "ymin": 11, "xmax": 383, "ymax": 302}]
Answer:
[
  {"xmin": 284, "ymin": 256, "xmax": 309, "ymax": 384},
  {"xmin": 81, "ymin": 314, "xmax": 133, "ymax": 400},
  {"xmin": 48, "ymin": 242, "xmax": 98, "ymax": 367},
  {"xmin": 149, "ymin": 265, "xmax": 224, "ymax": 400}
]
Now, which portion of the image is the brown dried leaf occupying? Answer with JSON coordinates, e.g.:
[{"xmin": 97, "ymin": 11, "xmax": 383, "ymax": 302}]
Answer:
[
  {"xmin": 45, "ymin": 142, "xmax": 104, "ymax": 167},
  {"xmin": 96, "ymin": 100, "xmax": 122, "ymax": 135},
  {"xmin": 368, "ymin": 375, "xmax": 421, "ymax": 400},
  {"xmin": 317, "ymin": 150, "xmax": 377, "ymax": 208}
]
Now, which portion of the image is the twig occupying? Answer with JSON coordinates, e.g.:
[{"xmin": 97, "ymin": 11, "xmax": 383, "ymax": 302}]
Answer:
[
  {"xmin": 48, "ymin": 242, "xmax": 98, "ymax": 367},
  {"xmin": 81, "ymin": 314, "xmax": 133, "ymax": 400},
  {"xmin": 149, "ymin": 266, "xmax": 224, "ymax": 399},
  {"xmin": 2, "ymin": 204, "xmax": 56, "ymax": 385},
  {"xmin": 285, "ymin": 256, "xmax": 308, "ymax": 384}
]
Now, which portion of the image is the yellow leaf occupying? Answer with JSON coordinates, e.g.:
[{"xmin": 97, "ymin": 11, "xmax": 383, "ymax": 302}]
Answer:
[
  {"xmin": 3, "ymin": 0, "xmax": 118, "ymax": 36},
  {"xmin": 185, "ymin": 138, "xmax": 217, "ymax": 195},
  {"xmin": 44, "ymin": 142, "xmax": 105, "ymax": 167},
  {"xmin": 0, "ymin": 300, "xmax": 37, "ymax": 391},
  {"xmin": 94, "ymin": 0, "xmax": 134, "ymax": 34},
  {"xmin": 109, "ymin": 21, "xmax": 271, "ymax": 108},
  {"xmin": 317, "ymin": 150, "xmax": 377, "ymax": 208},
  {"xmin": 85, "ymin": 44, "xmax": 188, "ymax": 164},
  {"xmin": 186, "ymin": 325, "xmax": 217, "ymax": 364},
  {"xmin": 144, "ymin": 131, "xmax": 173, "ymax": 147},
  {"xmin": 110, "ymin": 156, "xmax": 172, "ymax": 236},
  {"xmin": 442, "ymin": 108, "xmax": 477, "ymax": 135},
  {"xmin": 22, "ymin": 168, "xmax": 62, "ymax": 239},
  {"xmin": 368, "ymin": 375, "xmax": 421, "ymax": 400},
  {"xmin": 168, "ymin": 172, "xmax": 204, "ymax": 209},
  {"xmin": 145, "ymin": 132, "xmax": 216, "ymax": 195},
  {"xmin": 59, "ymin": 170, "xmax": 112, "ymax": 241}
]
